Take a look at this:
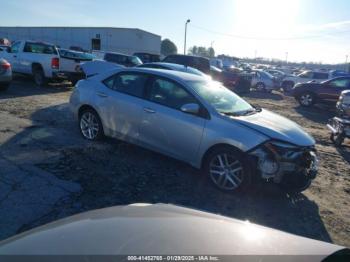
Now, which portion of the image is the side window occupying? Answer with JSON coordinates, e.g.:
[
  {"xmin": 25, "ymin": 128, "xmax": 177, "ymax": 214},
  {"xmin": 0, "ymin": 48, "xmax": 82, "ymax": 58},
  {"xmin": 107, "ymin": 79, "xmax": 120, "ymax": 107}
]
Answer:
[
  {"xmin": 329, "ymin": 79, "xmax": 350, "ymax": 88},
  {"xmin": 148, "ymin": 78, "xmax": 197, "ymax": 110},
  {"xmin": 23, "ymin": 43, "xmax": 56, "ymax": 54},
  {"xmin": 103, "ymin": 73, "xmax": 147, "ymax": 97},
  {"xmin": 10, "ymin": 42, "xmax": 21, "ymax": 53}
]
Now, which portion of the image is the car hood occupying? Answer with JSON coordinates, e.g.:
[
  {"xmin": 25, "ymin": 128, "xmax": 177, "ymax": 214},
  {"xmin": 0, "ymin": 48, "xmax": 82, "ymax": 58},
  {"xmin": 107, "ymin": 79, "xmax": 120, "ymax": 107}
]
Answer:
[
  {"xmin": 233, "ymin": 109, "xmax": 315, "ymax": 147},
  {"xmin": 0, "ymin": 204, "xmax": 346, "ymax": 259}
]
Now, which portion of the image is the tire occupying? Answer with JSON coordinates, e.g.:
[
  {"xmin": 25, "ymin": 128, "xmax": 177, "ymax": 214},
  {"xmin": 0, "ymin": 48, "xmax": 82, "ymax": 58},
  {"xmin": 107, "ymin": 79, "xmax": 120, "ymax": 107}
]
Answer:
[
  {"xmin": 33, "ymin": 68, "xmax": 48, "ymax": 87},
  {"xmin": 203, "ymin": 146, "xmax": 251, "ymax": 193},
  {"xmin": 298, "ymin": 92, "xmax": 315, "ymax": 107},
  {"xmin": 330, "ymin": 133, "xmax": 345, "ymax": 147},
  {"xmin": 282, "ymin": 81, "xmax": 294, "ymax": 92},
  {"xmin": 78, "ymin": 109, "xmax": 104, "ymax": 141},
  {"xmin": 255, "ymin": 82, "xmax": 266, "ymax": 91}
]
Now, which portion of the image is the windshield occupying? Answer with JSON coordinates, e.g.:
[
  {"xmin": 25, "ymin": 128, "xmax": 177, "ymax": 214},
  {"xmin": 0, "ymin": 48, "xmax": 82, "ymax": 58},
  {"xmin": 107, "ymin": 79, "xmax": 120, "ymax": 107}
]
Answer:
[
  {"xmin": 130, "ymin": 56, "xmax": 143, "ymax": 65},
  {"xmin": 189, "ymin": 80, "xmax": 254, "ymax": 115}
]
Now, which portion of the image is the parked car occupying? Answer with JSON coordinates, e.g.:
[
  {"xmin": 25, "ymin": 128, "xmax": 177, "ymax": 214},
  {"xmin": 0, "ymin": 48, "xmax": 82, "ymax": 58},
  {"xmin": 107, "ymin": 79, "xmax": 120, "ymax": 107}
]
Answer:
[
  {"xmin": 137, "ymin": 62, "xmax": 209, "ymax": 79},
  {"xmin": 162, "ymin": 54, "xmax": 210, "ymax": 74},
  {"xmin": 133, "ymin": 52, "xmax": 160, "ymax": 63},
  {"xmin": 266, "ymin": 69, "xmax": 288, "ymax": 82},
  {"xmin": 0, "ymin": 58, "xmax": 12, "ymax": 91},
  {"xmin": 282, "ymin": 70, "xmax": 329, "ymax": 91},
  {"xmin": 0, "ymin": 204, "xmax": 348, "ymax": 259},
  {"xmin": 210, "ymin": 58, "xmax": 223, "ymax": 69},
  {"xmin": 251, "ymin": 69, "xmax": 276, "ymax": 92},
  {"xmin": 292, "ymin": 76, "xmax": 350, "ymax": 107},
  {"xmin": 92, "ymin": 51, "xmax": 142, "ymax": 67},
  {"xmin": 1, "ymin": 40, "xmax": 92, "ymax": 86},
  {"xmin": 327, "ymin": 90, "xmax": 350, "ymax": 146},
  {"xmin": 71, "ymin": 66, "xmax": 318, "ymax": 193},
  {"xmin": 57, "ymin": 48, "xmax": 95, "ymax": 85}
]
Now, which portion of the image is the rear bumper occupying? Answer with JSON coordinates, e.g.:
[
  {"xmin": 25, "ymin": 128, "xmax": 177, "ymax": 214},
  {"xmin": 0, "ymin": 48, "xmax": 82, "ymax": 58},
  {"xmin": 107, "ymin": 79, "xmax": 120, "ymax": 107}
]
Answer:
[
  {"xmin": 0, "ymin": 75, "xmax": 12, "ymax": 83},
  {"xmin": 52, "ymin": 71, "xmax": 85, "ymax": 82}
]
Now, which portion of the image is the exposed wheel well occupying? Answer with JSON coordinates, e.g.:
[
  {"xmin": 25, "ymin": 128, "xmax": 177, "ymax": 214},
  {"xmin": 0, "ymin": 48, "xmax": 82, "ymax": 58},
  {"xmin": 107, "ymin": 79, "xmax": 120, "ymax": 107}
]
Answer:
[
  {"xmin": 32, "ymin": 63, "xmax": 43, "ymax": 73},
  {"xmin": 78, "ymin": 104, "xmax": 98, "ymax": 118},
  {"xmin": 201, "ymin": 143, "xmax": 244, "ymax": 169}
]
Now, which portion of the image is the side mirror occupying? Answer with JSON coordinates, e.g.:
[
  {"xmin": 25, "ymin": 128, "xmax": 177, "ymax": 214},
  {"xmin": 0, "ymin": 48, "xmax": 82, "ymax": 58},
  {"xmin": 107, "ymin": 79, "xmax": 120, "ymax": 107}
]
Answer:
[{"xmin": 180, "ymin": 103, "xmax": 200, "ymax": 115}]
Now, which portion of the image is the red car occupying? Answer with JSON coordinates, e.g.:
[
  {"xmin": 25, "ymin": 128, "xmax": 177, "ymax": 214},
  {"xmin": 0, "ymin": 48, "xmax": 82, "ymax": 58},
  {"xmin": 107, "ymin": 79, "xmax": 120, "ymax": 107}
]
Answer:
[{"xmin": 292, "ymin": 76, "xmax": 350, "ymax": 107}]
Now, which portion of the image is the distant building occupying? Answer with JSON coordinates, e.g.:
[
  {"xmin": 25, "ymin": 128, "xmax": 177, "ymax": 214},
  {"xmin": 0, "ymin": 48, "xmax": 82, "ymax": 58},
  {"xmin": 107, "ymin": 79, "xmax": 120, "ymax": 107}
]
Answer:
[{"xmin": 0, "ymin": 27, "xmax": 161, "ymax": 55}]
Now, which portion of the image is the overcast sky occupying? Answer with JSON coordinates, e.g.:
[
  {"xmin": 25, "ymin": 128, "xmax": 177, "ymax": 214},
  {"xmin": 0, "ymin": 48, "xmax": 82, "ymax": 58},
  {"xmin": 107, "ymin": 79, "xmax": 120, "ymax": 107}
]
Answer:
[{"xmin": 2, "ymin": 0, "xmax": 350, "ymax": 64}]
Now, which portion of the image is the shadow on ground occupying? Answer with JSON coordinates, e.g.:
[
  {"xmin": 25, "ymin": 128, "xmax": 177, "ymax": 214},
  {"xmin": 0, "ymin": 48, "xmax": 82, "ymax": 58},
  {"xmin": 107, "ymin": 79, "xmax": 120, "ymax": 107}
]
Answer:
[
  {"xmin": 241, "ymin": 90, "xmax": 284, "ymax": 101},
  {"xmin": 0, "ymin": 75, "xmax": 72, "ymax": 100}
]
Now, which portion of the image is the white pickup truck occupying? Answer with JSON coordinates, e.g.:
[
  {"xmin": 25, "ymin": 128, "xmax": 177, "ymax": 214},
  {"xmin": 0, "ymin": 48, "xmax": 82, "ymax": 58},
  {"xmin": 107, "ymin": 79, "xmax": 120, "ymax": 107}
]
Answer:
[{"xmin": 1, "ymin": 40, "xmax": 93, "ymax": 86}]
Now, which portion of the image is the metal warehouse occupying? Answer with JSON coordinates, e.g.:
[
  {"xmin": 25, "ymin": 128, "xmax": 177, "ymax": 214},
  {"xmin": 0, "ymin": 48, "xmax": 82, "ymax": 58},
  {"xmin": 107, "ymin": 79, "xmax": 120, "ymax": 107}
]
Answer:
[{"xmin": 0, "ymin": 27, "xmax": 161, "ymax": 55}]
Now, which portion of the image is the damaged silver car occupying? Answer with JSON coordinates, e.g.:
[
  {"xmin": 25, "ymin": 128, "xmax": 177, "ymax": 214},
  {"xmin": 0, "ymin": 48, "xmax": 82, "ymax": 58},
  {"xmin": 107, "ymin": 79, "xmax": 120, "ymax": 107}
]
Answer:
[{"xmin": 70, "ymin": 65, "xmax": 318, "ymax": 193}]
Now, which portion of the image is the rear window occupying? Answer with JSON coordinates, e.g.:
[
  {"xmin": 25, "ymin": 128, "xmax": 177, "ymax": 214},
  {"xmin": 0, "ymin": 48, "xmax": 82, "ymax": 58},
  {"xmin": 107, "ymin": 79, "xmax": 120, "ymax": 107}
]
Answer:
[{"xmin": 24, "ymin": 42, "xmax": 57, "ymax": 55}]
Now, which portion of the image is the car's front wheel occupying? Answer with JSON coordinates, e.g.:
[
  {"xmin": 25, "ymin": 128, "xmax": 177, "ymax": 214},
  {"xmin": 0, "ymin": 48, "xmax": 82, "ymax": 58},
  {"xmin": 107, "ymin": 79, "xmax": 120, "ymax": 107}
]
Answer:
[
  {"xmin": 298, "ymin": 92, "xmax": 315, "ymax": 107},
  {"xmin": 203, "ymin": 147, "xmax": 250, "ymax": 192},
  {"xmin": 79, "ymin": 109, "xmax": 104, "ymax": 140}
]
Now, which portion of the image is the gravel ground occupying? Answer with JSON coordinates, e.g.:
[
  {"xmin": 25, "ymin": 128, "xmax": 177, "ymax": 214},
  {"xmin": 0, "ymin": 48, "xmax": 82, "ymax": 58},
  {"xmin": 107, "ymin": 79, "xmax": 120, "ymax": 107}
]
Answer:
[{"xmin": 0, "ymin": 77, "xmax": 349, "ymax": 247}]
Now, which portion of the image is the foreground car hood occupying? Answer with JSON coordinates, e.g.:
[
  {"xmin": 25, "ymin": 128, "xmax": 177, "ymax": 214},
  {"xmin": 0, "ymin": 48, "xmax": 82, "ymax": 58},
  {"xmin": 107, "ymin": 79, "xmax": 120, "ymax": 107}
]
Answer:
[
  {"xmin": 0, "ymin": 204, "xmax": 346, "ymax": 259},
  {"xmin": 234, "ymin": 109, "xmax": 315, "ymax": 147}
]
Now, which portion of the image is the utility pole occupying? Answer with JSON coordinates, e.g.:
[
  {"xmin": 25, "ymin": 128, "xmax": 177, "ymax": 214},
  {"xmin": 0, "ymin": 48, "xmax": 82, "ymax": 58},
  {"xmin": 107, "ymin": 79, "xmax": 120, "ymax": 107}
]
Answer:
[
  {"xmin": 184, "ymin": 19, "xmax": 191, "ymax": 55},
  {"xmin": 345, "ymin": 55, "xmax": 348, "ymax": 71},
  {"xmin": 285, "ymin": 52, "xmax": 289, "ymax": 64}
]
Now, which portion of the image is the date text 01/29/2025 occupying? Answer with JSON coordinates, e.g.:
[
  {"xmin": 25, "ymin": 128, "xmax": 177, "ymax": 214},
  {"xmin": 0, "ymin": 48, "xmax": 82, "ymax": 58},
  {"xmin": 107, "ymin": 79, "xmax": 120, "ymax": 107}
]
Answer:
[{"xmin": 127, "ymin": 255, "xmax": 220, "ymax": 261}]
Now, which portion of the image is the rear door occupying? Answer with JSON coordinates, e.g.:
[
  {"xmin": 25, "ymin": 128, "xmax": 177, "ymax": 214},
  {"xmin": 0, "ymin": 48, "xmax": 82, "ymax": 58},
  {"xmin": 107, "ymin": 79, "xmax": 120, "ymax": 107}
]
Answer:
[
  {"xmin": 95, "ymin": 72, "xmax": 148, "ymax": 143},
  {"xmin": 318, "ymin": 78, "xmax": 350, "ymax": 102},
  {"xmin": 138, "ymin": 76, "xmax": 206, "ymax": 163}
]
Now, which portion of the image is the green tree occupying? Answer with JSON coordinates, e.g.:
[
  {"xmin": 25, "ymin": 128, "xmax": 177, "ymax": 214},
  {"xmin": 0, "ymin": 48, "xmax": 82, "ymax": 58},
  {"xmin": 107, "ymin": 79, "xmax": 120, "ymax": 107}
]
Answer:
[
  {"xmin": 208, "ymin": 47, "xmax": 215, "ymax": 58},
  {"xmin": 188, "ymin": 46, "xmax": 198, "ymax": 55},
  {"xmin": 161, "ymin": 39, "xmax": 178, "ymax": 56}
]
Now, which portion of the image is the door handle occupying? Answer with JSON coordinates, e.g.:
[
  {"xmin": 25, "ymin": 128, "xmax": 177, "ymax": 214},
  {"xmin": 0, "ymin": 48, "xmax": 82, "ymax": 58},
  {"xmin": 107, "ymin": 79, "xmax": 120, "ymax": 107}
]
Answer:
[
  {"xmin": 143, "ymin": 107, "xmax": 156, "ymax": 113},
  {"xmin": 96, "ymin": 92, "xmax": 108, "ymax": 98}
]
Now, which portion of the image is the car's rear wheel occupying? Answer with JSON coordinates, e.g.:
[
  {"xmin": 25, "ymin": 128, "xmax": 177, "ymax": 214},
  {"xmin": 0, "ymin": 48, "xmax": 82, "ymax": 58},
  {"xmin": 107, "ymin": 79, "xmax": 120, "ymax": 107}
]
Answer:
[
  {"xmin": 282, "ymin": 81, "xmax": 294, "ymax": 92},
  {"xmin": 298, "ymin": 92, "xmax": 315, "ymax": 107},
  {"xmin": 203, "ymin": 147, "xmax": 250, "ymax": 192},
  {"xmin": 255, "ymin": 82, "xmax": 266, "ymax": 91},
  {"xmin": 79, "ymin": 109, "xmax": 104, "ymax": 140},
  {"xmin": 33, "ymin": 68, "xmax": 48, "ymax": 87}
]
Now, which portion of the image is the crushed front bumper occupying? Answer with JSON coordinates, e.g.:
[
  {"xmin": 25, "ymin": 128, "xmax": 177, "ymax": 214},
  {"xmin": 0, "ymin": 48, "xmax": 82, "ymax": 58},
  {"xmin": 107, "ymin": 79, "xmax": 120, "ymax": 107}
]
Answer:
[{"xmin": 249, "ymin": 141, "xmax": 318, "ymax": 185}]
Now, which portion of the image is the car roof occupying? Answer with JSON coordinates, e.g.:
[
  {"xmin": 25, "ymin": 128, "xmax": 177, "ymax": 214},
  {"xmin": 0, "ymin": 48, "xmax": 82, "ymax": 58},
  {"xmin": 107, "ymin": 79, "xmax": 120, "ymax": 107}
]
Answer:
[
  {"xmin": 113, "ymin": 67, "xmax": 206, "ymax": 82},
  {"xmin": 143, "ymin": 62, "xmax": 190, "ymax": 70}
]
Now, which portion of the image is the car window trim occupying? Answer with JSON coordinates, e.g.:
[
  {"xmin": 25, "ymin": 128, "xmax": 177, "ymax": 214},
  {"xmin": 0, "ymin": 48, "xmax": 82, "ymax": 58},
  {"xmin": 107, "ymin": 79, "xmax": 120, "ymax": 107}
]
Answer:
[
  {"xmin": 144, "ymin": 75, "xmax": 210, "ymax": 119},
  {"xmin": 102, "ymin": 71, "xmax": 149, "ymax": 99}
]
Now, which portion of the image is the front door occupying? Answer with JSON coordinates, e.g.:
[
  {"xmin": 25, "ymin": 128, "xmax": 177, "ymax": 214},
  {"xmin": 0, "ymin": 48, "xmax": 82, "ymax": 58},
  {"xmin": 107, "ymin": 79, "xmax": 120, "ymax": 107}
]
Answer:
[{"xmin": 138, "ymin": 76, "xmax": 206, "ymax": 163}]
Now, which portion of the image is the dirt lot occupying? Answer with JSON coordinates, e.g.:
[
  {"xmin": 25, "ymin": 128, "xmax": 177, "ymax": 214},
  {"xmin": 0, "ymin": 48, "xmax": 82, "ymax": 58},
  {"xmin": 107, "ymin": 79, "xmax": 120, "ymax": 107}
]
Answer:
[{"xmin": 0, "ymin": 77, "xmax": 349, "ymax": 247}]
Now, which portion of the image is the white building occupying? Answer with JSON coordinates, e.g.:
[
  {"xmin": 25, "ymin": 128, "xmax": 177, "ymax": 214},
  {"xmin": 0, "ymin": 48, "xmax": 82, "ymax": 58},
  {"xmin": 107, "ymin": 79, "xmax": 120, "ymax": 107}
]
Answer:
[{"xmin": 0, "ymin": 27, "xmax": 161, "ymax": 55}]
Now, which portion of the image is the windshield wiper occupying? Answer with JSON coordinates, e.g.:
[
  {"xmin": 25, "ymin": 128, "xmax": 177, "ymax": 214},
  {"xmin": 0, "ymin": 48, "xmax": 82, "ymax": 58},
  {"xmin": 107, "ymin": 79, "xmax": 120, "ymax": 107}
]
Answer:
[{"xmin": 220, "ymin": 111, "xmax": 241, "ymax": 117}]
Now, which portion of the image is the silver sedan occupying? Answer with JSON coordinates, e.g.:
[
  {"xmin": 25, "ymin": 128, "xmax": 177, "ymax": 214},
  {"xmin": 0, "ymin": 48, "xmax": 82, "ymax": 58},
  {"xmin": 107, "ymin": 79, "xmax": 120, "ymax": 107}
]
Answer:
[
  {"xmin": 70, "ymin": 67, "xmax": 318, "ymax": 192},
  {"xmin": 0, "ymin": 58, "xmax": 12, "ymax": 91}
]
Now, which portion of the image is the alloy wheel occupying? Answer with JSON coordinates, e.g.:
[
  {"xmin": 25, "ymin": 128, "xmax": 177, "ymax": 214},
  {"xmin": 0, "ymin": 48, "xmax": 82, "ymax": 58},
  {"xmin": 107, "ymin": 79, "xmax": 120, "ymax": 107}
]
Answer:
[
  {"xmin": 300, "ymin": 94, "xmax": 313, "ymax": 106},
  {"xmin": 80, "ymin": 112, "xmax": 100, "ymax": 140},
  {"xmin": 209, "ymin": 153, "xmax": 244, "ymax": 190}
]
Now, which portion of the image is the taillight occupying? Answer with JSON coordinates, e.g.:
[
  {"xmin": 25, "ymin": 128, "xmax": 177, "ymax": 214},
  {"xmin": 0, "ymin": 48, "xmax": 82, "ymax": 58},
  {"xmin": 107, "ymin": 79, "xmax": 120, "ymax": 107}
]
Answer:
[
  {"xmin": 1, "ymin": 62, "xmax": 11, "ymax": 70},
  {"xmin": 51, "ymin": 58, "xmax": 59, "ymax": 69}
]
